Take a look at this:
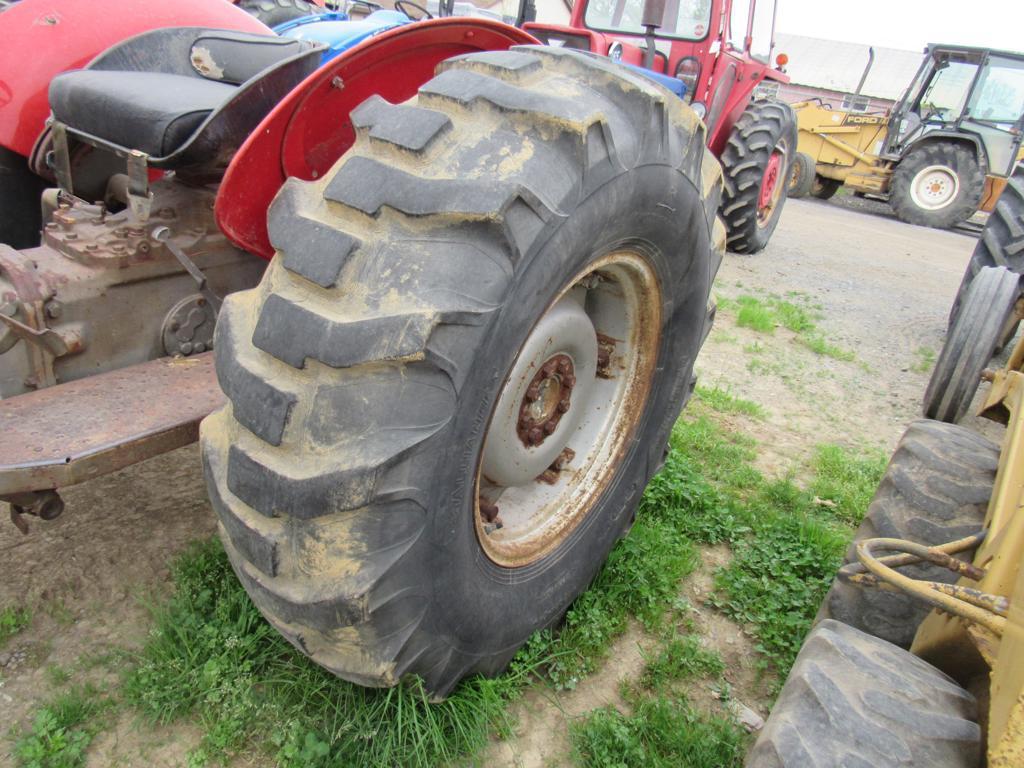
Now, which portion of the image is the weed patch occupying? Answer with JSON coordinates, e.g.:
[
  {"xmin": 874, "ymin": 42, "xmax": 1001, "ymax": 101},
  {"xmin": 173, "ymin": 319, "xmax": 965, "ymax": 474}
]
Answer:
[
  {"xmin": 640, "ymin": 635, "xmax": 724, "ymax": 690},
  {"xmin": 721, "ymin": 294, "xmax": 854, "ymax": 362},
  {"xmin": 570, "ymin": 698, "xmax": 744, "ymax": 768},
  {"xmin": 694, "ymin": 385, "xmax": 765, "ymax": 419},
  {"xmin": 0, "ymin": 605, "xmax": 31, "ymax": 646},
  {"xmin": 911, "ymin": 347, "xmax": 936, "ymax": 373},
  {"xmin": 14, "ymin": 685, "xmax": 108, "ymax": 768},
  {"xmin": 808, "ymin": 444, "xmax": 887, "ymax": 525}
]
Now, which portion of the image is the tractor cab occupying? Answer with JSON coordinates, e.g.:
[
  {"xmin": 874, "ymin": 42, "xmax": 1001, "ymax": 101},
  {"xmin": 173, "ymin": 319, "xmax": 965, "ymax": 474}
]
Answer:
[
  {"xmin": 885, "ymin": 44, "xmax": 1024, "ymax": 179},
  {"xmin": 524, "ymin": 0, "xmax": 789, "ymax": 151}
]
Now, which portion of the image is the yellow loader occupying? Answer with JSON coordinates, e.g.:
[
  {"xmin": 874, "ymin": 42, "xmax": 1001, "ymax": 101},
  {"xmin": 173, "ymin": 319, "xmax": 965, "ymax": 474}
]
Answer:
[
  {"xmin": 787, "ymin": 44, "xmax": 1024, "ymax": 229},
  {"xmin": 749, "ymin": 165, "xmax": 1024, "ymax": 766}
]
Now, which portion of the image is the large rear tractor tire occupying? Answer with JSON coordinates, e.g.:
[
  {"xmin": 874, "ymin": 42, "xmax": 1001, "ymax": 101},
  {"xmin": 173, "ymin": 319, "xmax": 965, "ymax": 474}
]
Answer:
[
  {"xmin": 890, "ymin": 141, "xmax": 984, "ymax": 229},
  {"xmin": 748, "ymin": 620, "xmax": 981, "ymax": 767},
  {"xmin": 923, "ymin": 266, "xmax": 1021, "ymax": 424},
  {"xmin": 239, "ymin": 0, "xmax": 317, "ymax": 26},
  {"xmin": 949, "ymin": 163, "xmax": 1024, "ymax": 327},
  {"xmin": 719, "ymin": 99, "xmax": 797, "ymax": 254},
  {"xmin": 787, "ymin": 152, "xmax": 814, "ymax": 199},
  {"xmin": 0, "ymin": 146, "xmax": 47, "ymax": 249},
  {"xmin": 817, "ymin": 420, "xmax": 997, "ymax": 648},
  {"xmin": 201, "ymin": 47, "xmax": 724, "ymax": 697}
]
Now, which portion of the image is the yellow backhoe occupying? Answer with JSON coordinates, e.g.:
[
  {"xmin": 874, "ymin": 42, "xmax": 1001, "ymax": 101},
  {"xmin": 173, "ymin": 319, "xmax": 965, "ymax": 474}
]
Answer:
[{"xmin": 787, "ymin": 44, "xmax": 1024, "ymax": 229}]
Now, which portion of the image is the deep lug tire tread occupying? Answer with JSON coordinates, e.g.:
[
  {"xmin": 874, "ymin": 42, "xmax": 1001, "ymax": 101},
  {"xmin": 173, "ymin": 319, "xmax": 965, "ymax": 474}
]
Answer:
[
  {"xmin": 817, "ymin": 419, "xmax": 997, "ymax": 647},
  {"xmin": 240, "ymin": 0, "xmax": 317, "ymax": 26},
  {"xmin": 202, "ymin": 46, "xmax": 723, "ymax": 697},
  {"xmin": 719, "ymin": 99, "xmax": 797, "ymax": 254},
  {"xmin": 748, "ymin": 620, "xmax": 980, "ymax": 767}
]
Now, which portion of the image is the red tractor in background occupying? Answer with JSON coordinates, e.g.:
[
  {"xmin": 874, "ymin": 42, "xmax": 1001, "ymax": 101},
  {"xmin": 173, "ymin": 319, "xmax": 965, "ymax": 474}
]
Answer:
[
  {"xmin": 525, "ymin": 0, "xmax": 797, "ymax": 253},
  {"xmin": 0, "ymin": 0, "xmax": 791, "ymax": 697}
]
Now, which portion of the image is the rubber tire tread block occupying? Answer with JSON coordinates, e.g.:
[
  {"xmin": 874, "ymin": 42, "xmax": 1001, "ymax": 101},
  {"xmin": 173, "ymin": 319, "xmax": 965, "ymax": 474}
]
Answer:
[
  {"xmin": 817, "ymin": 419, "xmax": 997, "ymax": 647},
  {"xmin": 240, "ymin": 0, "xmax": 317, "ymax": 26},
  {"xmin": 748, "ymin": 619, "xmax": 980, "ymax": 767},
  {"xmin": 923, "ymin": 266, "xmax": 1022, "ymax": 424},
  {"xmin": 889, "ymin": 141, "xmax": 985, "ymax": 229},
  {"xmin": 718, "ymin": 98, "xmax": 798, "ymax": 254},
  {"xmin": 201, "ymin": 45, "xmax": 723, "ymax": 698}
]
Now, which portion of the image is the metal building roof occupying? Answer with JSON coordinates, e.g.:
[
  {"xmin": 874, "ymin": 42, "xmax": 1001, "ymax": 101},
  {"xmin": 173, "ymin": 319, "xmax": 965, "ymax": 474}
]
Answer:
[{"xmin": 775, "ymin": 32, "xmax": 924, "ymax": 100}]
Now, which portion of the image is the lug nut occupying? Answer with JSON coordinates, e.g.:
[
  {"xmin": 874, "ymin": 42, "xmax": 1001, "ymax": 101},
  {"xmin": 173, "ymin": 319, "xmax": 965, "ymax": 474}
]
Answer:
[
  {"xmin": 528, "ymin": 427, "xmax": 543, "ymax": 445},
  {"xmin": 543, "ymin": 421, "xmax": 556, "ymax": 435},
  {"xmin": 557, "ymin": 399, "xmax": 570, "ymax": 413}
]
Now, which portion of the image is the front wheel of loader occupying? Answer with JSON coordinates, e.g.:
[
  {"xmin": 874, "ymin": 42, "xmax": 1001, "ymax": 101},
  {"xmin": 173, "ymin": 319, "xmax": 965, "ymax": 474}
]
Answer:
[
  {"xmin": 816, "ymin": 419, "xmax": 997, "ymax": 648},
  {"xmin": 923, "ymin": 266, "xmax": 1021, "ymax": 424},
  {"xmin": 748, "ymin": 620, "xmax": 981, "ymax": 767},
  {"xmin": 201, "ymin": 47, "xmax": 724, "ymax": 697},
  {"xmin": 719, "ymin": 99, "xmax": 798, "ymax": 254},
  {"xmin": 889, "ymin": 141, "xmax": 984, "ymax": 229}
]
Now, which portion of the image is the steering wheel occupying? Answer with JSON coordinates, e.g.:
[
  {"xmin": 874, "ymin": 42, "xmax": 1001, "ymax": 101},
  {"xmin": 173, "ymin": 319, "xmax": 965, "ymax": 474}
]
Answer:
[{"xmin": 394, "ymin": 0, "xmax": 433, "ymax": 19}]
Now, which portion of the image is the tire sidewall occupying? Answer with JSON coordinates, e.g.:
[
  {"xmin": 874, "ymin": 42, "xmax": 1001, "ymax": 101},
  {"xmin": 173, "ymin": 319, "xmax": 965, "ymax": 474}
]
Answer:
[{"xmin": 417, "ymin": 165, "xmax": 711, "ymax": 656}]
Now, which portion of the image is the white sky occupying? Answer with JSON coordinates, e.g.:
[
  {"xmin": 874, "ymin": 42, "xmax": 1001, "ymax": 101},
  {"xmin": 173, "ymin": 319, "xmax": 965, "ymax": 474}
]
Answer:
[{"xmin": 775, "ymin": 0, "xmax": 1024, "ymax": 53}]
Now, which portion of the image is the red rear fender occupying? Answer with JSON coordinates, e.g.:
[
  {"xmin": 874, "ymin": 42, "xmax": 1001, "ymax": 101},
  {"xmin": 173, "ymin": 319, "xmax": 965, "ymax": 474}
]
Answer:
[{"xmin": 215, "ymin": 18, "xmax": 537, "ymax": 259}]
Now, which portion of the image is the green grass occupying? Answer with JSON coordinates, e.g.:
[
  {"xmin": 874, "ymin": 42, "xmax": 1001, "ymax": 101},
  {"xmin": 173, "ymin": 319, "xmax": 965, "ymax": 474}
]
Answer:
[
  {"xmin": 723, "ymin": 294, "xmax": 854, "ymax": 362},
  {"xmin": 570, "ymin": 698, "xmax": 745, "ymax": 768},
  {"xmin": 14, "ymin": 685, "xmax": 107, "ymax": 768},
  {"xmin": 122, "ymin": 467, "xmax": 708, "ymax": 767},
  {"xmin": 808, "ymin": 444, "xmax": 888, "ymax": 525},
  {"xmin": 640, "ymin": 635, "xmax": 724, "ymax": 690},
  {"xmin": 655, "ymin": 415, "xmax": 885, "ymax": 680},
  {"xmin": 911, "ymin": 346, "xmax": 936, "ymax": 373},
  {"xmin": 0, "ymin": 605, "xmax": 31, "ymax": 646},
  {"xmin": 694, "ymin": 385, "xmax": 766, "ymax": 419}
]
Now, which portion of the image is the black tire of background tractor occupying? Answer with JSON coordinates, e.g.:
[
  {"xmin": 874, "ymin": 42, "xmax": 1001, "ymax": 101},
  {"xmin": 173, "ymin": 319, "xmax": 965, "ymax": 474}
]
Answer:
[
  {"xmin": 0, "ymin": 146, "xmax": 47, "ymax": 249},
  {"xmin": 787, "ymin": 152, "xmax": 814, "ymax": 199},
  {"xmin": 809, "ymin": 175, "xmax": 841, "ymax": 200},
  {"xmin": 948, "ymin": 163, "xmax": 1024, "ymax": 328},
  {"xmin": 923, "ymin": 266, "xmax": 1021, "ymax": 424},
  {"xmin": 239, "ymin": 0, "xmax": 317, "ymax": 26},
  {"xmin": 747, "ymin": 620, "xmax": 981, "ymax": 767},
  {"xmin": 719, "ymin": 99, "xmax": 798, "ymax": 254},
  {"xmin": 201, "ymin": 47, "xmax": 724, "ymax": 698},
  {"xmin": 816, "ymin": 420, "xmax": 997, "ymax": 648},
  {"xmin": 889, "ymin": 142, "xmax": 984, "ymax": 229}
]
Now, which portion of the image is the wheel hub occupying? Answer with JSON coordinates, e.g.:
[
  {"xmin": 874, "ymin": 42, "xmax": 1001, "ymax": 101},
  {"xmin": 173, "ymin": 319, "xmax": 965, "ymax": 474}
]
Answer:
[
  {"xmin": 475, "ymin": 253, "xmax": 661, "ymax": 567},
  {"xmin": 518, "ymin": 354, "xmax": 575, "ymax": 447},
  {"xmin": 910, "ymin": 165, "xmax": 959, "ymax": 211}
]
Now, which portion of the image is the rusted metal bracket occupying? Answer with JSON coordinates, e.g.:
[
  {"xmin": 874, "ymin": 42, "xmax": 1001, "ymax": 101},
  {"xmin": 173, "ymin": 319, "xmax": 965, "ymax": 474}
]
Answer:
[
  {"xmin": 0, "ymin": 311, "xmax": 80, "ymax": 357},
  {"xmin": 127, "ymin": 150, "xmax": 153, "ymax": 222},
  {"xmin": 0, "ymin": 353, "xmax": 223, "ymax": 527},
  {"xmin": 151, "ymin": 226, "xmax": 223, "ymax": 311}
]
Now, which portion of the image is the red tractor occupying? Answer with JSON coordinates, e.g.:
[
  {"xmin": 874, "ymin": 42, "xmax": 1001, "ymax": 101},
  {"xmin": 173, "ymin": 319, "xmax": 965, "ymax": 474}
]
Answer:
[
  {"xmin": 525, "ymin": 0, "xmax": 797, "ymax": 253},
  {"xmin": 0, "ymin": 0, "xmax": 787, "ymax": 697}
]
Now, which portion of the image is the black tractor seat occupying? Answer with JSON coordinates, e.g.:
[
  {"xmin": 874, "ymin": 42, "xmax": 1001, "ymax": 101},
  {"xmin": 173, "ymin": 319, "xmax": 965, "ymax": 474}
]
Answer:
[{"xmin": 48, "ymin": 27, "xmax": 324, "ymax": 175}]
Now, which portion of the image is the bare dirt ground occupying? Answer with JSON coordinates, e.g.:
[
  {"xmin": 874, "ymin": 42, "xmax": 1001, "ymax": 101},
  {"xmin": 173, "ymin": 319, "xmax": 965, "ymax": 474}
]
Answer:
[{"xmin": 1, "ymin": 196, "xmax": 986, "ymax": 766}]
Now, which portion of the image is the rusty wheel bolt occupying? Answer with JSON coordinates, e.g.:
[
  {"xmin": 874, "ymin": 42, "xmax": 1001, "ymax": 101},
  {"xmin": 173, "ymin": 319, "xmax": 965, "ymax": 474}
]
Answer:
[
  {"xmin": 525, "ymin": 384, "xmax": 540, "ymax": 403},
  {"xmin": 528, "ymin": 427, "xmax": 543, "ymax": 445},
  {"xmin": 543, "ymin": 421, "xmax": 557, "ymax": 435},
  {"xmin": 564, "ymin": 374, "xmax": 576, "ymax": 387},
  {"xmin": 557, "ymin": 399, "xmax": 570, "ymax": 413}
]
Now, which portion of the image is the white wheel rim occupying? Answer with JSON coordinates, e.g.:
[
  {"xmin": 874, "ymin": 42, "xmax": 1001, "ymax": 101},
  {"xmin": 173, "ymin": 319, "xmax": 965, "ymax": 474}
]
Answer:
[
  {"xmin": 475, "ymin": 251, "xmax": 661, "ymax": 567},
  {"xmin": 909, "ymin": 164, "xmax": 959, "ymax": 211}
]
